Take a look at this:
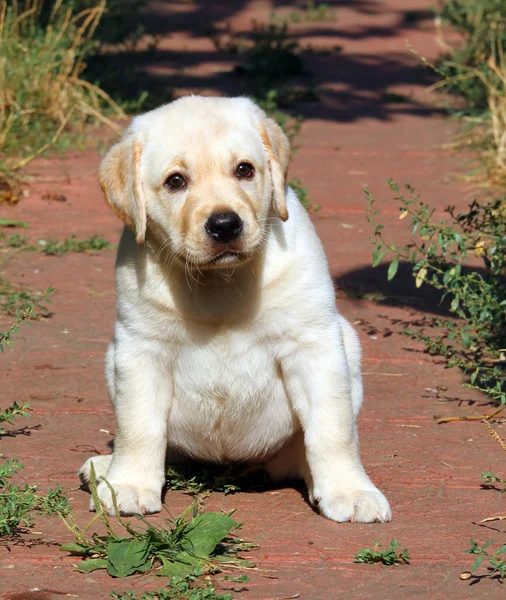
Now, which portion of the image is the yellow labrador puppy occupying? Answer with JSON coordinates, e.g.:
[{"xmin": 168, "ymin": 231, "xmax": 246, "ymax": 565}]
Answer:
[{"xmin": 80, "ymin": 96, "xmax": 391, "ymax": 523}]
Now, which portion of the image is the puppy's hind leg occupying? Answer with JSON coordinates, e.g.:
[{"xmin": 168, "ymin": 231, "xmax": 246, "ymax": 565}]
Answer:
[
  {"xmin": 265, "ymin": 432, "xmax": 315, "ymax": 500},
  {"xmin": 79, "ymin": 454, "xmax": 113, "ymax": 487}
]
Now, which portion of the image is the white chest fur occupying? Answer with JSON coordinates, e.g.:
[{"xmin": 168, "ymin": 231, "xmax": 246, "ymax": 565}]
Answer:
[{"xmin": 167, "ymin": 331, "xmax": 298, "ymax": 462}]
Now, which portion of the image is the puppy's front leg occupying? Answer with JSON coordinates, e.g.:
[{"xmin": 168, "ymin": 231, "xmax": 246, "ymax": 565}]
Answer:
[
  {"xmin": 93, "ymin": 336, "xmax": 171, "ymax": 516},
  {"xmin": 280, "ymin": 320, "xmax": 391, "ymax": 523}
]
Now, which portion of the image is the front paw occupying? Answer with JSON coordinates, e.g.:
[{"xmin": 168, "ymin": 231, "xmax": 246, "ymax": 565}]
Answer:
[
  {"xmin": 79, "ymin": 454, "xmax": 113, "ymax": 486},
  {"xmin": 316, "ymin": 487, "xmax": 391, "ymax": 523},
  {"xmin": 91, "ymin": 480, "xmax": 162, "ymax": 516}
]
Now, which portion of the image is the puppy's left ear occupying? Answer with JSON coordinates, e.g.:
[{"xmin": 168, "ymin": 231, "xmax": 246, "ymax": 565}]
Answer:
[
  {"xmin": 259, "ymin": 117, "xmax": 290, "ymax": 222},
  {"xmin": 98, "ymin": 134, "xmax": 147, "ymax": 245}
]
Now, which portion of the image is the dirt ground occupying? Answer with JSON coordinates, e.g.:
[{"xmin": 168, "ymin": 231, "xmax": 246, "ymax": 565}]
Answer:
[{"xmin": 1, "ymin": 1, "xmax": 505, "ymax": 598}]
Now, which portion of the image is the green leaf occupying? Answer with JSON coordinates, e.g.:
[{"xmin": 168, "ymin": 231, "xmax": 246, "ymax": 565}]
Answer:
[
  {"xmin": 156, "ymin": 554, "xmax": 202, "ymax": 578},
  {"xmin": 76, "ymin": 558, "xmax": 108, "ymax": 573},
  {"xmin": 471, "ymin": 554, "xmax": 484, "ymax": 572},
  {"xmin": 60, "ymin": 543, "xmax": 92, "ymax": 555},
  {"xmin": 372, "ymin": 249, "xmax": 388, "ymax": 268},
  {"xmin": 106, "ymin": 538, "xmax": 151, "ymax": 578},
  {"xmin": 182, "ymin": 513, "xmax": 239, "ymax": 557},
  {"xmin": 0, "ymin": 220, "xmax": 28, "ymax": 228},
  {"xmin": 387, "ymin": 257, "xmax": 399, "ymax": 281},
  {"xmin": 461, "ymin": 332, "xmax": 471, "ymax": 348}
]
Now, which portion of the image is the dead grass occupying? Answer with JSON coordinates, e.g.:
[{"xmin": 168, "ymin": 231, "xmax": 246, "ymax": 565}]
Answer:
[
  {"xmin": 420, "ymin": 25, "xmax": 506, "ymax": 188},
  {"xmin": 0, "ymin": 0, "xmax": 126, "ymax": 187},
  {"xmin": 438, "ymin": 54, "xmax": 506, "ymax": 188}
]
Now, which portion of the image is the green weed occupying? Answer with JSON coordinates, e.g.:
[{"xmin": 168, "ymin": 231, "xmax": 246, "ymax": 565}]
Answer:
[
  {"xmin": 209, "ymin": 20, "xmax": 304, "ymax": 95},
  {"xmin": 367, "ymin": 181, "xmax": 506, "ymax": 406},
  {"xmin": 0, "ymin": 401, "xmax": 30, "ymax": 434},
  {"xmin": 0, "ymin": 233, "xmax": 114, "ymax": 255},
  {"xmin": 289, "ymin": 177, "xmax": 320, "ymax": 212},
  {"xmin": 467, "ymin": 539, "xmax": 506, "ymax": 580},
  {"xmin": 0, "ymin": 309, "xmax": 32, "ymax": 352},
  {"xmin": 354, "ymin": 540, "xmax": 410, "ymax": 566},
  {"xmin": 0, "ymin": 457, "xmax": 71, "ymax": 537},
  {"xmin": 208, "ymin": 16, "xmax": 316, "ymax": 111},
  {"xmin": 110, "ymin": 576, "xmax": 236, "ymax": 600},
  {"xmin": 41, "ymin": 234, "xmax": 113, "ymax": 256},
  {"xmin": 166, "ymin": 462, "xmax": 269, "ymax": 497},
  {"xmin": 277, "ymin": 1, "xmax": 337, "ymax": 24},
  {"xmin": 0, "ymin": 220, "xmax": 28, "ymax": 228},
  {"xmin": 0, "ymin": 278, "xmax": 53, "ymax": 318},
  {"xmin": 61, "ymin": 465, "xmax": 255, "ymax": 579},
  {"xmin": 481, "ymin": 471, "xmax": 506, "ymax": 492},
  {"xmin": 4, "ymin": 233, "xmax": 29, "ymax": 249}
]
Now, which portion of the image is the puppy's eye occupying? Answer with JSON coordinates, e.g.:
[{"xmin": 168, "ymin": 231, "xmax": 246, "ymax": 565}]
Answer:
[
  {"xmin": 165, "ymin": 173, "xmax": 187, "ymax": 190},
  {"xmin": 236, "ymin": 162, "xmax": 255, "ymax": 179}
]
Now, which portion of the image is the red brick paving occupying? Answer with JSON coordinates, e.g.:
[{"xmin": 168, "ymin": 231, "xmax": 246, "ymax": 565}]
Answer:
[{"xmin": 1, "ymin": 1, "xmax": 505, "ymax": 598}]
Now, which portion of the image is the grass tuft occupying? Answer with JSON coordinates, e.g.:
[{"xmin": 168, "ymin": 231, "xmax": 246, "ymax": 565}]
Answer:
[
  {"xmin": 0, "ymin": 0, "xmax": 125, "ymax": 184},
  {"xmin": 0, "ymin": 278, "xmax": 53, "ymax": 318},
  {"xmin": 0, "ymin": 453, "xmax": 71, "ymax": 537},
  {"xmin": 354, "ymin": 540, "xmax": 410, "ymax": 566}
]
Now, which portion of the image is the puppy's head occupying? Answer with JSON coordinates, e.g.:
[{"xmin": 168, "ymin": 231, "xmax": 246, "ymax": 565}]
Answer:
[{"xmin": 99, "ymin": 96, "xmax": 290, "ymax": 269}]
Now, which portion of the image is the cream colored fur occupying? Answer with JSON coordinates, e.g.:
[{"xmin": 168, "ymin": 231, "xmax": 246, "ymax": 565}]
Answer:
[{"xmin": 79, "ymin": 96, "xmax": 391, "ymax": 523}]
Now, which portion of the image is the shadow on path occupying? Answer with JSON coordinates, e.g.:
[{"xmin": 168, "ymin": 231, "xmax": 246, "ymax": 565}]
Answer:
[{"xmin": 90, "ymin": 0, "xmax": 441, "ymax": 123}]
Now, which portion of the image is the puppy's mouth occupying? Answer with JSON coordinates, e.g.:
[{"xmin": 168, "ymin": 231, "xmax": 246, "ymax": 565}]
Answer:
[{"xmin": 202, "ymin": 249, "xmax": 250, "ymax": 269}]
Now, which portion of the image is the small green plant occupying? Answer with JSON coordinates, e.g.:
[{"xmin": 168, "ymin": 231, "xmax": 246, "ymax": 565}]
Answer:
[
  {"xmin": 0, "ymin": 401, "xmax": 30, "ymax": 434},
  {"xmin": 41, "ymin": 234, "xmax": 113, "ymax": 256},
  {"xmin": 0, "ymin": 220, "xmax": 28, "ymax": 228},
  {"xmin": 289, "ymin": 177, "xmax": 320, "ymax": 212},
  {"xmin": 367, "ymin": 181, "xmax": 506, "ymax": 406},
  {"xmin": 210, "ymin": 20, "xmax": 304, "ymax": 95},
  {"xmin": 110, "ymin": 577, "xmax": 235, "ymax": 600},
  {"xmin": 482, "ymin": 471, "xmax": 506, "ymax": 492},
  {"xmin": 166, "ymin": 462, "xmax": 269, "ymax": 496},
  {"xmin": 278, "ymin": 1, "xmax": 337, "ymax": 24},
  {"xmin": 467, "ymin": 539, "xmax": 506, "ymax": 579},
  {"xmin": 5, "ymin": 233, "xmax": 29, "ymax": 248},
  {"xmin": 0, "ymin": 278, "xmax": 53, "ymax": 317},
  {"xmin": 0, "ymin": 457, "xmax": 71, "ymax": 537},
  {"xmin": 0, "ymin": 232, "xmax": 114, "ymax": 256},
  {"xmin": 0, "ymin": 309, "xmax": 32, "ymax": 352},
  {"xmin": 60, "ymin": 465, "xmax": 254, "ymax": 579},
  {"xmin": 354, "ymin": 540, "xmax": 410, "ymax": 566}
]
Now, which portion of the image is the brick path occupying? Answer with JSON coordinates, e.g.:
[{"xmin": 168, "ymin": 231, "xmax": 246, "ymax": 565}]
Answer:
[{"xmin": 1, "ymin": 2, "xmax": 505, "ymax": 598}]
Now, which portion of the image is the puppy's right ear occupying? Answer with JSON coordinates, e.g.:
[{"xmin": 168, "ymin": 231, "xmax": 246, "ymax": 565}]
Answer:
[{"xmin": 98, "ymin": 135, "xmax": 147, "ymax": 244}]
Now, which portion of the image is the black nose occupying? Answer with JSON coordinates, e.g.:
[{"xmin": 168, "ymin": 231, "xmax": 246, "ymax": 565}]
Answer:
[{"xmin": 205, "ymin": 212, "xmax": 243, "ymax": 243}]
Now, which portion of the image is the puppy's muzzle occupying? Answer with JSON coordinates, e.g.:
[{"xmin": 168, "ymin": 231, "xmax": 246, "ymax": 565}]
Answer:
[{"xmin": 205, "ymin": 212, "xmax": 243, "ymax": 244}]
